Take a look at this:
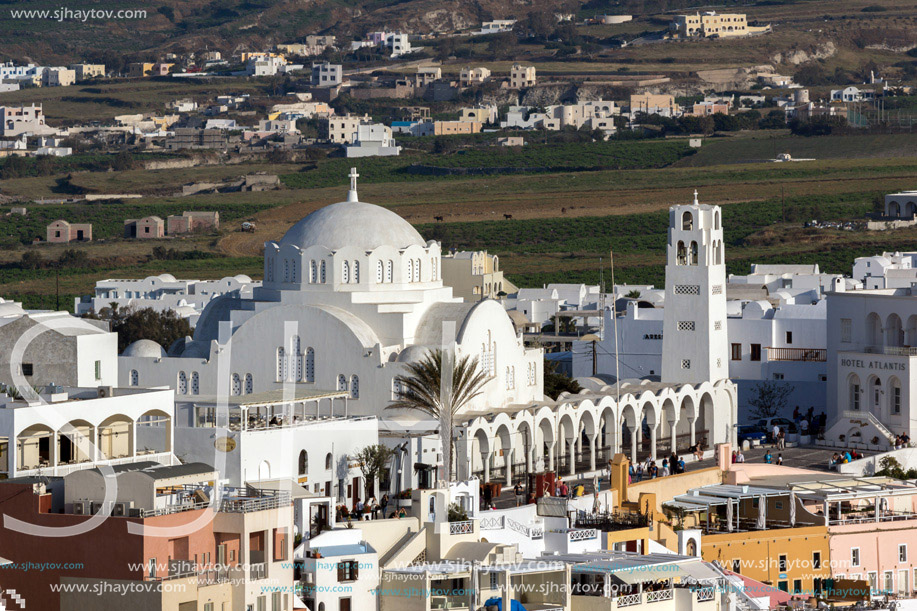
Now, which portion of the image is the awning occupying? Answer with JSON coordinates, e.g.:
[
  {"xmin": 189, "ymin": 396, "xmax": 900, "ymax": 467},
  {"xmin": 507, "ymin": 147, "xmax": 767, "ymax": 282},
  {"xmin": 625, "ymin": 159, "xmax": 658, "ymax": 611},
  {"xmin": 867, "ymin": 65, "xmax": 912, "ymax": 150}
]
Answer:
[
  {"xmin": 677, "ymin": 562, "xmax": 723, "ymax": 582},
  {"xmin": 611, "ymin": 566, "xmax": 679, "ymax": 585},
  {"xmin": 293, "ymin": 595, "xmax": 309, "ymax": 610},
  {"xmin": 414, "ymin": 462, "xmax": 435, "ymax": 471}
]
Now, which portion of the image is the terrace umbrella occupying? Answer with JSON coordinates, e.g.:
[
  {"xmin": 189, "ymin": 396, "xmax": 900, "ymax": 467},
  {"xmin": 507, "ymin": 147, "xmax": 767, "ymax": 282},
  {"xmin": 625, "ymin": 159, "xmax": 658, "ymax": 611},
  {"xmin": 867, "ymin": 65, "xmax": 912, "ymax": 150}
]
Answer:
[
  {"xmin": 756, "ymin": 494, "xmax": 766, "ymax": 530},
  {"xmin": 726, "ymin": 498, "xmax": 734, "ymax": 532},
  {"xmin": 789, "ymin": 491, "xmax": 796, "ymax": 527}
]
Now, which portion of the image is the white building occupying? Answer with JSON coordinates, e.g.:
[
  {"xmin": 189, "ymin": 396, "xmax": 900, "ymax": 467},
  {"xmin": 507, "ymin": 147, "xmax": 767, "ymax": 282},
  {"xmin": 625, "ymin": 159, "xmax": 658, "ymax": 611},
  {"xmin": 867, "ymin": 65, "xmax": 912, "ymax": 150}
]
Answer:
[
  {"xmin": 825, "ymin": 287, "xmax": 917, "ymax": 450},
  {"xmin": 0, "ymin": 105, "xmax": 58, "ymax": 137},
  {"xmin": 0, "ymin": 299, "xmax": 118, "ymax": 389},
  {"xmin": 119, "ymin": 170, "xmax": 543, "ymax": 419},
  {"xmin": 311, "ymin": 62, "xmax": 343, "ymax": 87},
  {"xmin": 830, "ymin": 86, "xmax": 876, "ymax": 103},
  {"xmin": 853, "ymin": 252, "xmax": 917, "ymax": 290},
  {"xmin": 345, "ymin": 124, "xmax": 401, "ymax": 158},
  {"xmin": 478, "ymin": 19, "xmax": 517, "ymax": 35},
  {"xmin": 385, "ymin": 33, "xmax": 412, "ymax": 56},
  {"xmin": 501, "ymin": 101, "xmax": 617, "ymax": 136},
  {"xmin": 0, "ymin": 386, "xmax": 176, "ymax": 478},
  {"xmin": 74, "ymin": 274, "xmax": 260, "ymax": 327}
]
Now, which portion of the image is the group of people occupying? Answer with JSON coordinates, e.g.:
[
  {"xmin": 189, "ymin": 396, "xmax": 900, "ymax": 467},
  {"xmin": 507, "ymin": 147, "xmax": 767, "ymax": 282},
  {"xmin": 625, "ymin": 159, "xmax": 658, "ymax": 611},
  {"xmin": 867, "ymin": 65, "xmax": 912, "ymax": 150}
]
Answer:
[
  {"xmin": 628, "ymin": 452, "xmax": 687, "ymax": 482},
  {"xmin": 894, "ymin": 432, "xmax": 911, "ymax": 449},
  {"xmin": 337, "ymin": 494, "xmax": 403, "ymax": 521},
  {"xmin": 762, "ymin": 451, "xmax": 784, "ymax": 465},
  {"xmin": 730, "ymin": 450, "xmax": 747, "ymax": 463},
  {"xmin": 792, "ymin": 406, "xmax": 827, "ymax": 437},
  {"xmin": 829, "ymin": 450, "xmax": 864, "ymax": 467}
]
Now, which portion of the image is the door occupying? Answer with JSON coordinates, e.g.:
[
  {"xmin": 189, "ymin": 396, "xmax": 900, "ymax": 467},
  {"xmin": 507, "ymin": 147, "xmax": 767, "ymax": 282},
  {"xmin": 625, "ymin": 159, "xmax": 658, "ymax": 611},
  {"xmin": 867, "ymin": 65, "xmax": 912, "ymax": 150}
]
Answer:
[
  {"xmin": 351, "ymin": 477, "xmax": 360, "ymax": 506},
  {"xmin": 339, "ymin": 598, "xmax": 351, "ymax": 611}
]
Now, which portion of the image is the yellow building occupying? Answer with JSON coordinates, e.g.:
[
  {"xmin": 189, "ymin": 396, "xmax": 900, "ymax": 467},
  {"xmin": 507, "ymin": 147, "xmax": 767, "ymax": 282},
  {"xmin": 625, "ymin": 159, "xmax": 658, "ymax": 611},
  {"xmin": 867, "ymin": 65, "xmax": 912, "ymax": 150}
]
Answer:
[
  {"xmin": 671, "ymin": 12, "xmax": 748, "ymax": 38},
  {"xmin": 510, "ymin": 64, "xmax": 536, "ymax": 89}
]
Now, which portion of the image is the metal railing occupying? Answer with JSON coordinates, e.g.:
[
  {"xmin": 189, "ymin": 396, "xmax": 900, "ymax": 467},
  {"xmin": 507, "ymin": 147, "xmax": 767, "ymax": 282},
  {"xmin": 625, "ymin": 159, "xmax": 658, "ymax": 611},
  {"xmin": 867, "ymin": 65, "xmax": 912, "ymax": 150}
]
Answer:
[
  {"xmin": 864, "ymin": 345, "xmax": 917, "ymax": 356},
  {"xmin": 250, "ymin": 563, "xmax": 266, "ymax": 581},
  {"xmin": 646, "ymin": 589, "xmax": 674, "ymax": 603},
  {"xmin": 506, "ymin": 517, "xmax": 543, "ymax": 540},
  {"xmin": 766, "ymin": 347, "xmax": 826, "ymax": 362},
  {"xmin": 568, "ymin": 528, "xmax": 599, "ymax": 542},
  {"xmin": 139, "ymin": 490, "xmax": 290, "ymax": 518},
  {"xmin": 449, "ymin": 520, "xmax": 474, "ymax": 535},
  {"xmin": 479, "ymin": 515, "xmax": 505, "ymax": 531}
]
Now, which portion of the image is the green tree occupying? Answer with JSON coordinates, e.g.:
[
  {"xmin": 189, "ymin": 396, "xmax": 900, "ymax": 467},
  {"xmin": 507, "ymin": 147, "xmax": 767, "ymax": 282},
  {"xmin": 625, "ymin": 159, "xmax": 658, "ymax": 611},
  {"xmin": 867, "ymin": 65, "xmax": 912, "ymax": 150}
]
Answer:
[
  {"xmin": 352, "ymin": 444, "xmax": 394, "ymax": 500},
  {"xmin": 544, "ymin": 359, "xmax": 580, "ymax": 400},
  {"xmin": 87, "ymin": 305, "xmax": 192, "ymax": 353},
  {"xmin": 747, "ymin": 380, "xmax": 792, "ymax": 420},
  {"xmin": 110, "ymin": 151, "xmax": 135, "ymax": 171},
  {"xmin": 388, "ymin": 349, "xmax": 488, "ymax": 483}
]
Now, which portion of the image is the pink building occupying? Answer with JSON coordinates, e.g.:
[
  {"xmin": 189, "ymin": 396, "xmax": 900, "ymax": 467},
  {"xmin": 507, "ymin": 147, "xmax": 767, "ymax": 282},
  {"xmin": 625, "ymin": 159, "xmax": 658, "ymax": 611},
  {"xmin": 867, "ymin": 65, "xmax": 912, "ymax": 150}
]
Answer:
[
  {"xmin": 124, "ymin": 216, "xmax": 164, "ymax": 239},
  {"xmin": 166, "ymin": 211, "xmax": 219, "ymax": 235},
  {"xmin": 46, "ymin": 219, "xmax": 92, "ymax": 243},
  {"xmin": 690, "ymin": 102, "xmax": 730, "ymax": 116}
]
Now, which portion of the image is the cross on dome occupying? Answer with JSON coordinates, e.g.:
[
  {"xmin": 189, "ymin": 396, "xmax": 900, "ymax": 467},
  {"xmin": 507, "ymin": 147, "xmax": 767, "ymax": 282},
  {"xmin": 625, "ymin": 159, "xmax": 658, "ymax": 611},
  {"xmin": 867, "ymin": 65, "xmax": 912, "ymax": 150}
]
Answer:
[{"xmin": 347, "ymin": 167, "xmax": 359, "ymax": 202}]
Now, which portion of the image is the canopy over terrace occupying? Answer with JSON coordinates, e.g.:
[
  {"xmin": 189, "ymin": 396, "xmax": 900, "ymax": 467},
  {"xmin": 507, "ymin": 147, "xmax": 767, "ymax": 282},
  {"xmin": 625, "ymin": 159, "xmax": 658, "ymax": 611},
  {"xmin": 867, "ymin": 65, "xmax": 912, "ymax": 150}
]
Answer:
[
  {"xmin": 189, "ymin": 388, "xmax": 350, "ymax": 431},
  {"xmin": 665, "ymin": 484, "xmax": 801, "ymax": 533},
  {"xmin": 786, "ymin": 476, "xmax": 917, "ymax": 525}
]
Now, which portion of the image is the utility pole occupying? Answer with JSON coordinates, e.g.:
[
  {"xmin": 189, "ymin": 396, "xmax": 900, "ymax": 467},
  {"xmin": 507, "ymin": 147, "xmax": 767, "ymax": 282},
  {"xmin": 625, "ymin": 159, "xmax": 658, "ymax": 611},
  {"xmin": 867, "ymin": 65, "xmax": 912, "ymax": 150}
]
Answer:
[{"xmin": 55, "ymin": 264, "xmax": 60, "ymax": 311}]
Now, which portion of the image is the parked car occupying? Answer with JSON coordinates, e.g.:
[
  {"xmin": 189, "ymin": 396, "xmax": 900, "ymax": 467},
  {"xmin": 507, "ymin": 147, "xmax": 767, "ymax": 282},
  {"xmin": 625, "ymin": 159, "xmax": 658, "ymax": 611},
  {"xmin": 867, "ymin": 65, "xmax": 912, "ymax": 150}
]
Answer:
[{"xmin": 737, "ymin": 424, "xmax": 767, "ymax": 446}]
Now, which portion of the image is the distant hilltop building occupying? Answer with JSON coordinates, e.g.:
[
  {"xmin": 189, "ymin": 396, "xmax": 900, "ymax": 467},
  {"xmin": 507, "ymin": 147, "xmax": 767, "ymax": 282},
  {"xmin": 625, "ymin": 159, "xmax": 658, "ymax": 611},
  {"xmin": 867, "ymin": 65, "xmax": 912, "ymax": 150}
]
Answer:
[
  {"xmin": 670, "ymin": 11, "xmax": 769, "ymax": 39},
  {"xmin": 46, "ymin": 219, "xmax": 91, "ymax": 243}
]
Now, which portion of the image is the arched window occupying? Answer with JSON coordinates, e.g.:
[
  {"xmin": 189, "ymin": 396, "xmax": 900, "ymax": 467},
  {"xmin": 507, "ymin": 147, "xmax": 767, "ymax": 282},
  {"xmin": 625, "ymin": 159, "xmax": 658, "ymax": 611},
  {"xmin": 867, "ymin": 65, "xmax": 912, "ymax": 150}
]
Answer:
[
  {"xmin": 178, "ymin": 371, "xmax": 188, "ymax": 395},
  {"xmin": 320, "ymin": 260, "xmax": 326, "ymax": 283},
  {"xmin": 848, "ymin": 374, "xmax": 861, "ymax": 411},
  {"xmin": 376, "ymin": 260, "xmax": 384, "ymax": 283},
  {"xmin": 283, "ymin": 259, "xmax": 290, "ymax": 282},
  {"xmin": 682, "ymin": 211, "xmax": 693, "ymax": 230},
  {"xmin": 690, "ymin": 241, "xmax": 699, "ymax": 266},
  {"xmin": 432, "ymin": 257, "xmax": 438, "ymax": 281},
  {"xmin": 407, "ymin": 259, "xmax": 414, "ymax": 283},
  {"xmin": 231, "ymin": 373, "xmax": 242, "ymax": 396},
  {"xmin": 392, "ymin": 378, "xmax": 403, "ymax": 399},
  {"xmin": 277, "ymin": 347, "xmax": 286, "ymax": 382},
  {"xmin": 310, "ymin": 260, "xmax": 317, "ymax": 283},
  {"xmin": 714, "ymin": 241, "xmax": 722, "ymax": 265},
  {"xmin": 350, "ymin": 375, "xmax": 359, "ymax": 399},
  {"xmin": 291, "ymin": 259, "xmax": 298, "ymax": 283},
  {"xmin": 676, "ymin": 241, "xmax": 687, "ymax": 265},
  {"xmin": 415, "ymin": 258, "xmax": 422, "ymax": 282},
  {"xmin": 191, "ymin": 372, "xmax": 199, "ymax": 395},
  {"xmin": 866, "ymin": 313, "xmax": 882, "ymax": 347},
  {"xmin": 130, "ymin": 369, "xmax": 139, "ymax": 386},
  {"xmin": 353, "ymin": 261, "xmax": 360, "ymax": 283},
  {"xmin": 244, "ymin": 373, "xmax": 253, "ymax": 394},
  {"xmin": 714, "ymin": 210, "xmax": 720, "ymax": 230},
  {"xmin": 305, "ymin": 347, "xmax": 315, "ymax": 383},
  {"xmin": 292, "ymin": 336, "xmax": 303, "ymax": 381},
  {"xmin": 386, "ymin": 260, "xmax": 393, "ymax": 283},
  {"xmin": 908, "ymin": 315, "xmax": 917, "ymax": 347},
  {"xmin": 870, "ymin": 376, "xmax": 881, "ymax": 411},
  {"xmin": 886, "ymin": 314, "xmax": 903, "ymax": 347},
  {"xmin": 337, "ymin": 374, "xmax": 347, "ymax": 392},
  {"xmin": 325, "ymin": 453, "xmax": 333, "ymax": 470},
  {"xmin": 342, "ymin": 261, "xmax": 350, "ymax": 283},
  {"xmin": 298, "ymin": 450, "xmax": 308, "ymax": 475}
]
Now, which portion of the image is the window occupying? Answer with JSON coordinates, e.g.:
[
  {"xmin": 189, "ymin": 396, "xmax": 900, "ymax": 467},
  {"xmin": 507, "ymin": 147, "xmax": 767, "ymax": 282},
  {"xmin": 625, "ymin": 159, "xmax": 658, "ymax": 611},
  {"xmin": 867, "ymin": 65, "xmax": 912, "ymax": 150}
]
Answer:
[
  {"xmin": 231, "ymin": 373, "xmax": 241, "ymax": 396},
  {"xmin": 245, "ymin": 373, "xmax": 253, "ymax": 394},
  {"xmin": 305, "ymin": 348, "xmax": 315, "ymax": 383},
  {"xmin": 810, "ymin": 551, "xmax": 821, "ymax": 570},
  {"xmin": 337, "ymin": 374, "xmax": 347, "ymax": 392},
  {"xmin": 885, "ymin": 571, "xmax": 893, "ymax": 594},
  {"xmin": 773, "ymin": 373, "xmax": 784, "ymax": 380},
  {"xmin": 205, "ymin": 604, "xmax": 214, "ymax": 611},
  {"xmin": 407, "ymin": 259, "xmax": 414, "ymax": 282},
  {"xmin": 325, "ymin": 453, "xmax": 333, "ymax": 470},
  {"xmin": 750, "ymin": 344, "xmax": 762, "ymax": 361},
  {"xmin": 94, "ymin": 360, "xmax": 101, "ymax": 380},
  {"xmin": 841, "ymin": 318, "xmax": 852, "ymax": 342},
  {"xmin": 353, "ymin": 261, "xmax": 360, "ymax": 283},
  {"xmin": 178, "ymin": 371, "xmax": 188, "ymax": 395},
  {"xmin": 21, "ymin": 363, "xmax": 33, "ymax": 376},
  {"xmin": 786, "ymin": 331, "xmax": 793, "ymax": 345},
  {"xmin": 292, "ymin": 336, "xmax": 303, "ymax": 381},
  {"xmin": 148, "ymin": 557, "xmax": 156, "ymax": 579},
  {"xmin": 310, "ymin": 260, "xmax": 317, "ymax": 283},
  {"xmin": 271, "ymin": 592, "xmax": 281, "ymax": 611},
  {"xmin": 681, "ymin": 359, "xmax": 691, "ymax": 369},
  {"xmin": 900, "ymin": 544, "xmax": 908, "ymax": 563},
  {"xmin": 276, "ymin": 347, "xmax": 286, "ymax": 382},
  {"xmin": 392, "ymin": 379, "xmax": 404, "ymax": 399},
  {"xmin": 677, "ymin": 321, "xmax": 695, "ymax": 331},
  {"xmin": 779, "ymin": 555, "xmax": 787, "ymax": 572},
  {"xmin": 851, "ymin": 548, "xmax": 860, "ymax": 567},
  {"xmin": 337, "ymin": 560, "xmax": 359, "ymax": 582},
  {"xmin": 731, "ymin": 343, "xmax": 742, "ymax": 360},
  {"xmin": 793, "ymin": 580, "xmax": 802, "ymax": 595},
  {"xmin": 320, "ymin": 260, "xmax": 326, "ymax": 283},
  {"xmin": 299, "ymin": 451, "xmax": 308, "ymax": 475},
  {"xmin": 490, "ymin": 572, "xmax": 500, "ymax": 591},
  {"xmin": 191, "ymin": 372, "xmax": 199, "ymax": 395},
  {"xmin": 386, "ymin": 260, "xmax": 393, "ymax": 282},
  {"xmin": 376, "ymin": 260, "xmax": 383, "ymax": 283},
  {"xmin": 350, "ymin": 375, "xmax": 359, "ymax": 399},
  {"xmin": 777, "ymin": 581, "xmax": 788, "ymax": 593},
  {"xmin": 130, "ymin": 369, "xmax": 139, "ymax": 386}
]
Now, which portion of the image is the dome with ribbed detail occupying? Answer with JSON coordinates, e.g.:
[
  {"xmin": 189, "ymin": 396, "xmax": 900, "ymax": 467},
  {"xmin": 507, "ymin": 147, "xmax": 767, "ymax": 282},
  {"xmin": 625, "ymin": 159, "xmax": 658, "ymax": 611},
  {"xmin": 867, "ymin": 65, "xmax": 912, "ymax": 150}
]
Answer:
[{"xmin": 279, "ymin": 200, "xmax": 425, "ymax": 252}]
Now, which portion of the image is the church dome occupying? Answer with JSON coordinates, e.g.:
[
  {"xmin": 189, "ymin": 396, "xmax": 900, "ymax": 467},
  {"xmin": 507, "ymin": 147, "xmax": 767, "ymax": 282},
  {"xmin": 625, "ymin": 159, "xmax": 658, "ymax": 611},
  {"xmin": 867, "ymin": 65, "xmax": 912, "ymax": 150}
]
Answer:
[
  {"xmin": 122, "ymin": 339, "xmax": 166, "ymax": 358},
  {"xmin": 280, "ymin": 200, "xmax": 425, "ymax": 252}
]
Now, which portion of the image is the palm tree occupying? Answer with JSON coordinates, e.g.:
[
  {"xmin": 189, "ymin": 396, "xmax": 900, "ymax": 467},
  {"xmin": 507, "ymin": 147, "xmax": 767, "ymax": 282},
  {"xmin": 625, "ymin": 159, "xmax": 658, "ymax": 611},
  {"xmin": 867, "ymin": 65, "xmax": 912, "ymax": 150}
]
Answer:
[{"xmin": 387, "ymin": 349, "xmax": 488, "ymax": 484}]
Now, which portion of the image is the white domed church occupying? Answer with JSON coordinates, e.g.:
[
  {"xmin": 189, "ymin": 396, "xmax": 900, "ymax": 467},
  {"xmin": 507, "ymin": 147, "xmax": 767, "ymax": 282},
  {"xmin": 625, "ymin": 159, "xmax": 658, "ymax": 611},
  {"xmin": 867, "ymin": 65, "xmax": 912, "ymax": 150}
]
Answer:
[{"xmin": 120, "ymin": 170, "xmax": 544, "ymax": 416}]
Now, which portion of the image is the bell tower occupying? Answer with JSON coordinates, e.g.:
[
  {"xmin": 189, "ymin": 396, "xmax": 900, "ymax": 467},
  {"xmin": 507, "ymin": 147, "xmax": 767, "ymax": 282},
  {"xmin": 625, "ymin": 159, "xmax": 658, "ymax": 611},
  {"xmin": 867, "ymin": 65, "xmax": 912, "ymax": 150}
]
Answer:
[{"xmin": 661, "ymin": 192, "xmax": 728, "ymax": 384}]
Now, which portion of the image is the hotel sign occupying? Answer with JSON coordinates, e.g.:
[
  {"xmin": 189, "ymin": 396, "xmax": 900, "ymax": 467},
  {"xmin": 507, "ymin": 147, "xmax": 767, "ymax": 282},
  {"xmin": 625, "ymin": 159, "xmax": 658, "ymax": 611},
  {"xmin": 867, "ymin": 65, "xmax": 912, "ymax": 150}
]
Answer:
[{"xmin": 840, "ymin": 357, "xmax": 906, "ymax": 372}]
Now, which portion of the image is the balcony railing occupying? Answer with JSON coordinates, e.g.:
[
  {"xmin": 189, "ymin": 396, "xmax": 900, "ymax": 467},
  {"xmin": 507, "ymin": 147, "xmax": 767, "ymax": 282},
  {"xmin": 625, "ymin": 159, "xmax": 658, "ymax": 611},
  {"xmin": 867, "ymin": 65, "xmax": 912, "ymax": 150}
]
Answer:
[
  {"xmin": 617, "ymin": 593, "xmax": 642, "ymax": 607},
  {"xmin": 646, "ymin": 589, "xmax": 674, "ymax": 603},
  {"xmin": 448, "ymin": 520, "xmax": 474, "ymax": 535},
  {"xmin": 568, "ymin": 528, "xmax": 599, "ymax": 542},
  {"xmin": 479, "ymin": 516, "xmax": 505, "ymax": 531},
  {"xmin": 506, "ymin": 517, "xmax": 543, "ymax": 540},
  {"xmin": 250, "ymin": 563, "xmax": 266, "ymax": 581},
  {"xmin": 696, "ymin": 587, "xmax": 715, "ymax": 602},
  {"xmin": 863, "ymin": 345, "xmax": 917, "ymax": 356},
  {"xmin": 766, "ymin": 347, "xmax": 826, "ymax": 362}
]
